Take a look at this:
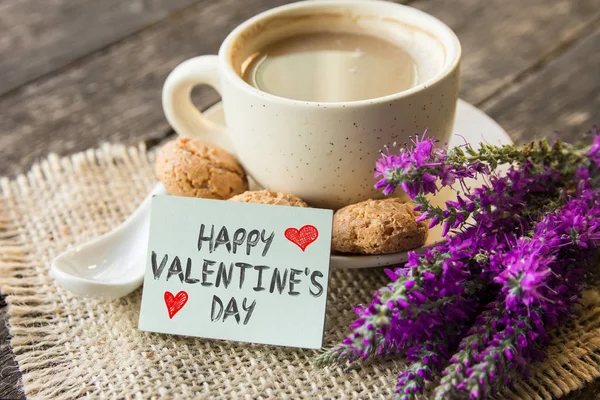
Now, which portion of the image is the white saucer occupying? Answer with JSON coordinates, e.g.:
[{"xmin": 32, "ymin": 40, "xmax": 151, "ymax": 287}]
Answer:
[{"xmin": 202, "ymin": 99, "xmax": 512, "ymax": 269}]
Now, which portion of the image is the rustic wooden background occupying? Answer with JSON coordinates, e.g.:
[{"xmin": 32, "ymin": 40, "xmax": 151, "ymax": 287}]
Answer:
[{"xmin": 1, "ymin": 0, "xmax": 599, "ymax": 398}]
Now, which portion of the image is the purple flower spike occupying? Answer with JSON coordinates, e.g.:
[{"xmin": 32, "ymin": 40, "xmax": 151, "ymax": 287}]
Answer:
[{"xmin": 317, "ymin": 128, "xmax": 600, "ymax": 400}]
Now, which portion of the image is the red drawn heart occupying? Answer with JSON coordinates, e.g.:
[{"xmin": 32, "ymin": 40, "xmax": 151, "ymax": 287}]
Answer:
[
  {"xmin": 284, "ymin": 225, "xmax": 319, "ymax": 251},
  {"xmin": 164, "ymin": 290, "xmax": 188, "ymax": 319}
]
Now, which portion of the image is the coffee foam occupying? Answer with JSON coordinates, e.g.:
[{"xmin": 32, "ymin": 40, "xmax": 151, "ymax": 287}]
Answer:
[{"xmin": 228, "ymin": 11, "xmax": 445, "ymax": 85}]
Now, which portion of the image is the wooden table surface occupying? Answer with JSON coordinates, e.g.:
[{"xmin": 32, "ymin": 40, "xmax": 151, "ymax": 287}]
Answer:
[{"xmin": 1, "ymin": 0, "xmax": 599, "ymax": 398}]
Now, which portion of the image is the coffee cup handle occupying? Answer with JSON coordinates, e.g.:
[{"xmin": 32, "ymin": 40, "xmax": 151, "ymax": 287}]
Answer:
[{"xmin": 162, "ymin": 56, "xmax": 228, "ymax": 141}]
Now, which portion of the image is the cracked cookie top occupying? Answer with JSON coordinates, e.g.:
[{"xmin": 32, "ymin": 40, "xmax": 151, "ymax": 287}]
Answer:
[{"xmin": 155, "ymin": 138, "xmax": 248, "ymax": 199}]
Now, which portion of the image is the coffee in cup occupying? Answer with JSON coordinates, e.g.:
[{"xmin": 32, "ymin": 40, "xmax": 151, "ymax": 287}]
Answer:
[{"xmin": 241, "ymin": 31, "xmax": 419, "ymax": 102}]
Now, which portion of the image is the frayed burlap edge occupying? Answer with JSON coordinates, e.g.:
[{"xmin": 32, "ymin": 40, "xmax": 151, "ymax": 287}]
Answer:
[{"xmin": 0, "ymin": 143, "xmax": 599, "ymax": 399}]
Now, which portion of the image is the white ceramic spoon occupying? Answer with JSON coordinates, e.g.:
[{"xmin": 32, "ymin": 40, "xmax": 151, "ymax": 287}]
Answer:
[{"xmin": 51, "ymin": 183, "xmax": 166, "ymax": 298}]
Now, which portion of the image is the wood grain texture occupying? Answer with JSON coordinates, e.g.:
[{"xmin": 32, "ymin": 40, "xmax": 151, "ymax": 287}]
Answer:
[
  {"xmin": 413, "ymin": 0, "xmax": 600, "ymax": 105},
  {"xmin": 0, "ymin": 0, "xmax": 301, "ymax": 177},
  {"xmin": 0, "ymin": 296, "xmax": 24, "ymax": 400},
  {"xmin": 1, "ymin": 0, "xmax": 598, "ymax": 177},
  {"xmin": 0, "ymin": 0, "xmax": 200, "ymax": 96},
  {"xmin": 483, "ymin": 29, "xmax": 600, "ymax": 144}
]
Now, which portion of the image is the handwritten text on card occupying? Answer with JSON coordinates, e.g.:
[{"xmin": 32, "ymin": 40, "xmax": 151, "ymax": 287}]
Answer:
[{"xmin": 138, "ymin": 196, "xmax": 333, "ymax": 349}]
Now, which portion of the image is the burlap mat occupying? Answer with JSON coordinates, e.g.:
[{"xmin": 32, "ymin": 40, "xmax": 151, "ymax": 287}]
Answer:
[{"xmin": 1, "ymin": 143, "xmax": 600, "ymax": 399}]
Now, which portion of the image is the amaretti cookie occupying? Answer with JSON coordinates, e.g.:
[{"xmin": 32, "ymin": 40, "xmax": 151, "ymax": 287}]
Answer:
[
  {"xmin": 332, "ymin": 198, "xmax": 428, "ymax": 254},
  {"xmin": 155, "ymin": 138, "xmax": 248, "ymax": 199},
  {"xmin": 229, "ymin": 190, "xmax": 308, "ymax": 207}
]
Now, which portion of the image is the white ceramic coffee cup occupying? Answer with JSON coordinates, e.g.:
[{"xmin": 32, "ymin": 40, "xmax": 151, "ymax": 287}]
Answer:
[{"xmin": 163, "ymin": 0, "xmax": 461, "ymax": 209}]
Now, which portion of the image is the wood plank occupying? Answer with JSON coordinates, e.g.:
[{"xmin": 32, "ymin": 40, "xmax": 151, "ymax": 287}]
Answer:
[
  {"xmin": 0, "ymin": 0, "xmax": 303, "ymax": 177},
  {"xmin": 0, "ymin": 0, "xmax": 199, "ymax": 96},
  {"xmin": 0, "ymin": 296, "xmax": 24, "ymax": 400},
  {"xmin": 413, "ymin": 0, "xmax": 600, "ymax": 105},
  {"xmin": 483, "ymin": 29, "xmax": 600, "ymax": 144},
  {"xmin": 0, "ymin": 0, "xmax": 597, "ymax": 177}
]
